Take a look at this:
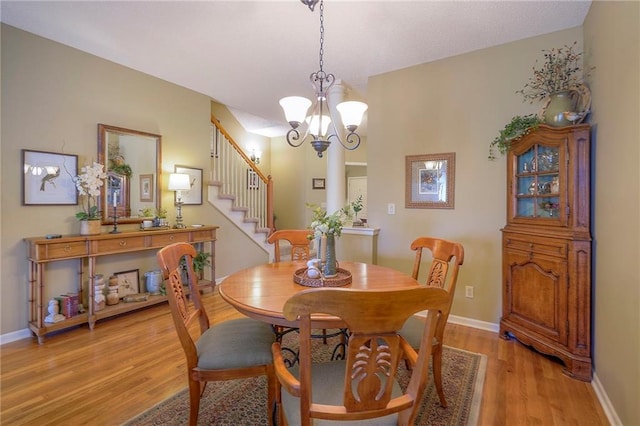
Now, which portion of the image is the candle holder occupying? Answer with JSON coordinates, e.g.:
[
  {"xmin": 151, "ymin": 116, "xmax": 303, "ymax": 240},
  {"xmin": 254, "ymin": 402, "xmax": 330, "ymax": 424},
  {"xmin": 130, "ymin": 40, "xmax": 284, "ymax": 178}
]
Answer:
[{"xmin": 109, "ymin": 205, "xmax": 120, "ymax": 234}]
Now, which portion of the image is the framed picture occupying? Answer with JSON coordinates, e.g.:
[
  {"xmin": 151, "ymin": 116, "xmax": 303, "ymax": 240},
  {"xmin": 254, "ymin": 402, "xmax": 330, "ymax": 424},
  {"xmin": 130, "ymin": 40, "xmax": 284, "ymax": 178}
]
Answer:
[
  {"xmin": 174, "ymin": 165, "xmax": 203, "ymax": 205},
  {"xmin": 139, "ymin": 174, "xmax": 153, "ymax": 202},
  {"xmin": 114, "ymin": 269, "xmax": 140, "ymax": 297},
  {"xmin": 312, "ymin": 178, "xmax": 326, "ymax": 190},
  {"xmin": 405, "ymin": 152, "xmax": 456, "ymax": 209},
  {"xmin": 22, "ymin": 149, "xmax": 78, "ymax": 205},
  {"xmin": 247, "ymin": 169, "xmax": 259, "ymax": 190}
]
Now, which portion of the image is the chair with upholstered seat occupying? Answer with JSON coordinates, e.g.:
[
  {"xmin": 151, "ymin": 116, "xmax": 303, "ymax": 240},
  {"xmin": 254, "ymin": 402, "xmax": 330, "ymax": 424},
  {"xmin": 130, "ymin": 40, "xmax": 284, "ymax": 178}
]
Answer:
[
  {"xmin": 399, "ymin": 236, "xmax": 464, "ymax": 408},
  {"xmin": 267, "ymin": 229, "xmax": 312, "ymax": 262},
  {"xmin": 272, "ymin": 286, "xmax": 450, "ymax": 426},
  {"xmin": 156, "ymin": 242, "xmax": 277, "ymax": 426}
]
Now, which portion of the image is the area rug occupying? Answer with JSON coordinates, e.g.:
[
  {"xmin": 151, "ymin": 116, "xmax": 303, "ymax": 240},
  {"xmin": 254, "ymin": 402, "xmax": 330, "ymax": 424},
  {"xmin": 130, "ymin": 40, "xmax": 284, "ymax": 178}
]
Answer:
[{"xmin": 126, "ymin": 332, "xmax": 486, "ymax": 426}]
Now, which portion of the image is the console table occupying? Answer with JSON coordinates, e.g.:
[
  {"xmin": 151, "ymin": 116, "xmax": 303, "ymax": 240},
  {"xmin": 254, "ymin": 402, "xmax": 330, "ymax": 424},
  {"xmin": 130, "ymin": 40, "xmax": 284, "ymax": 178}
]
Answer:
[{"xmin": 25, "ymin": 225, "xmax": 218, "ymax": 343}]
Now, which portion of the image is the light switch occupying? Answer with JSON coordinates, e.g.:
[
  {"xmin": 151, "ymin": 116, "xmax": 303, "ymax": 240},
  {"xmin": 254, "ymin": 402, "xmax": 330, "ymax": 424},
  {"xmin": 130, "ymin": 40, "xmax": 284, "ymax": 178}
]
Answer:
[{"xmin": 387, "ymin": 203, "xmax": 396, "ymax": 215}]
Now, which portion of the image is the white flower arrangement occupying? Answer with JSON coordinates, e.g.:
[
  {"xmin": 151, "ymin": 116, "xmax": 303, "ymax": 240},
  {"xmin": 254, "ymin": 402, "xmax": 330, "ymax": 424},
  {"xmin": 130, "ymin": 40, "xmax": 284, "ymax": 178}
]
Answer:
[
  {"xmin": 74, "ymin": 162, "xmax": 107, "ymax": 220},
  {"xmin": 308, "ymin": 204, "xmax": 345, "ymax": 239}
]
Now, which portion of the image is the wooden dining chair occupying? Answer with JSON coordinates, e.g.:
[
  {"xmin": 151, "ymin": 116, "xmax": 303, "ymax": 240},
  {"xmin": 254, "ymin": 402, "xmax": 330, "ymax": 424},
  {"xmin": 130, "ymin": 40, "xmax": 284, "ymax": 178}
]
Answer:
[
  {"xmin": 399, "ymin": 236, "xmax": 464, "ymax": 408},
  {"xmin": 267, "ymin": 229, "xmax": 312, "ymax": 262},
  {"xmin": 272, "ymin": 286, "xmax": 450, "ymax": 426},
  {"xmin": 157, "ymin": 242, "xmax": 277, "ymax": 426},
  {"xmin": 267, "ymin": 229, "xmax": 323, "ymax": 342}
]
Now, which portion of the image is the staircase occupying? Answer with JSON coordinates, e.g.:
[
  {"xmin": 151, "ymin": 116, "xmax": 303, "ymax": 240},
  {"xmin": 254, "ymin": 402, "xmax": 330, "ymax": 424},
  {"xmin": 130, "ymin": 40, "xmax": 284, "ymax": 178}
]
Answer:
[{"xmin": 208, "ymin": 115, "xmax": 275, "ymax": 258}]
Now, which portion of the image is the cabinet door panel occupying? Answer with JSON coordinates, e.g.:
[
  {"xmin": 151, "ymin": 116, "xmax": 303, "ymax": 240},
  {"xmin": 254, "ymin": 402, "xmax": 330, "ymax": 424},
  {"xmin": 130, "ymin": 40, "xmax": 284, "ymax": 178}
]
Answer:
[{"xmin": 505, "ymin": 251, "xmax": 568, "ymax": 345}]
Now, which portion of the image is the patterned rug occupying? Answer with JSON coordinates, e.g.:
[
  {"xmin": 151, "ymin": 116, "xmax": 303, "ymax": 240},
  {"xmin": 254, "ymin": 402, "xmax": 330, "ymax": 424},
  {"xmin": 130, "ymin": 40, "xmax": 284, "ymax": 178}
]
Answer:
[{"xmin": 126, "ymin": 331, "xmax": 486, "ymax": 425}]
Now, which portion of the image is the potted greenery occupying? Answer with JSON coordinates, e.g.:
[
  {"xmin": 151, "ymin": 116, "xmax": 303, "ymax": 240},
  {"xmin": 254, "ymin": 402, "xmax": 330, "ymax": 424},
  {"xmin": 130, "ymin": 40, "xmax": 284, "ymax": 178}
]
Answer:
[
  {"xmin": 350, "ymin": 195, "xmax": 364, "ymax": 226},
  {"xmin": 139, "ymin": 207, "xmax": 154, "ymax": 218},
  {"xmin": 180, "ymin": 251, "xmax": 211, "ymax": 283},
  {"xmin": 489, "ymin": 114, "xmax": 542, "ymax": 160}
]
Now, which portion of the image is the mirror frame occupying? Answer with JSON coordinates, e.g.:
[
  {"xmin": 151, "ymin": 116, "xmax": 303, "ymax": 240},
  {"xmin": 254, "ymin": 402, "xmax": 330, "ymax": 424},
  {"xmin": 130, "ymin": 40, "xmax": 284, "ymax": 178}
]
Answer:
[
  {"xmin": 98, "ymin": 124, "xmax": 162, "ymax": 224},
  {"xmin": 405, "ymin": 152, "xmax": 455, "ymax": 209}
]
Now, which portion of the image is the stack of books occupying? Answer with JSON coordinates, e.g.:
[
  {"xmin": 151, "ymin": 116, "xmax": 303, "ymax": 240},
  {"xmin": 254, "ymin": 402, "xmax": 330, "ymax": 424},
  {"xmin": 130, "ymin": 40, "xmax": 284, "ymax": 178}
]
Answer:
[{"xmin": 55, "ymin": 293, "xmax": 80, "ymax": 318}]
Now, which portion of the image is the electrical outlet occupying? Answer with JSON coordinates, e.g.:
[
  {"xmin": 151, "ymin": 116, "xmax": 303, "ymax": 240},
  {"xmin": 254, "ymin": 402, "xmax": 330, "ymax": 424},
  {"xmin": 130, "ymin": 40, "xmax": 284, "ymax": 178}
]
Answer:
[
  {"xmin": 465, "ymin": 286, "xmax": 474, "ymax": 298},
  {"xmin": 387, "ymin": 203, "xmax": 396, "ymax": 215}
]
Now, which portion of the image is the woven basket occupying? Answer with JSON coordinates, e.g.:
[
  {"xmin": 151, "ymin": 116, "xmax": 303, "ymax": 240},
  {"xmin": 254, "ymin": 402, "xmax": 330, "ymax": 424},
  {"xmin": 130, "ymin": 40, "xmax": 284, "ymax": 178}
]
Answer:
[{"xmin": 293, "ymin": 267, "xmax": 352, "ymax": 287}]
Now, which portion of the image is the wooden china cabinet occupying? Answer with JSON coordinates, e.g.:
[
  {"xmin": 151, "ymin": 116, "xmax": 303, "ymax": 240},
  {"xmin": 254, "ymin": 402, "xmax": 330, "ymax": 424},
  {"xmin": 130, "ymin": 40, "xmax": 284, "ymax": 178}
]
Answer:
[{"xmin": 499, "ymin": 124, "xmax": 592, "ymax": 381}]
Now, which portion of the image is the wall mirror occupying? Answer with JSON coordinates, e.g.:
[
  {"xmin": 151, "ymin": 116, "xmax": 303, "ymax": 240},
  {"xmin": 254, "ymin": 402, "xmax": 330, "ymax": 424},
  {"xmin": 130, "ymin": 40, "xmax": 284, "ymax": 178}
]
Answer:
[
  {"xmin": 405, "ymin": 152, "xmax": 455, "ymax": 209},
  {"xmin": 98, "ymin": 124, "xmax": 162, "ymax": 224}
]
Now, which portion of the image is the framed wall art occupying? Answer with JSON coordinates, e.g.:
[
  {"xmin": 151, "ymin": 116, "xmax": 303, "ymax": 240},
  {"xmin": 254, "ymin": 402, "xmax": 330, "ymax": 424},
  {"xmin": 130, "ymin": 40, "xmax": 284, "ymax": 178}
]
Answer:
[
  {"xmin": 312, "ymin": 178, "xmax": 326, "ymax": 190},
  {"xmin": 174, "ymin": 165, "xmax": 203, "ymax": 205},
  {"xmin": 247, "ymin": 169, "xmax": 259, "ymax": 190},
  {"xmin": 114, "ymin": 269, "xmax": 140, "ymax": 297},
  {"xmin": 139, "ymin": 174, "xmax": 153, "ymax": 202},
  {"xmin": 405, "ymin": 152, "xmax": 456, "ymax": 209},
  {"xmin": 22, "ymin": 149, "xmax": 78, "ymax": 205}
]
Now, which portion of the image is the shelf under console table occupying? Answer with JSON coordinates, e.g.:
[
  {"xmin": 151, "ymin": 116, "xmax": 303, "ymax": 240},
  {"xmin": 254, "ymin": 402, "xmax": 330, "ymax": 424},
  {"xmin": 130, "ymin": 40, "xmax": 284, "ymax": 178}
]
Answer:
[{"xmin": 25, "ymin": 225, "xmax": 218, "ymax": 344}]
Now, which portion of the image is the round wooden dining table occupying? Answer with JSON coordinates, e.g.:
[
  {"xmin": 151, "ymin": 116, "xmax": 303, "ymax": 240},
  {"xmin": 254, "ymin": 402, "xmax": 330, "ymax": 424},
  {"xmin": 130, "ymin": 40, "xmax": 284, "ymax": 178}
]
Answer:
[{"xmin": 218, "ymin": 261, "xmax": 420, "ymax": 328}]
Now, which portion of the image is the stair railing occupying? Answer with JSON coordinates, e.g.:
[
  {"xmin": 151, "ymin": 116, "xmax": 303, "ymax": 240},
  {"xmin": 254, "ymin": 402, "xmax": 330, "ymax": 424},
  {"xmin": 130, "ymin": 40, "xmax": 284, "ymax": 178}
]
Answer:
[{"xmin": 210, "ymin": 115, "xmax": 274, "ymax": 234}]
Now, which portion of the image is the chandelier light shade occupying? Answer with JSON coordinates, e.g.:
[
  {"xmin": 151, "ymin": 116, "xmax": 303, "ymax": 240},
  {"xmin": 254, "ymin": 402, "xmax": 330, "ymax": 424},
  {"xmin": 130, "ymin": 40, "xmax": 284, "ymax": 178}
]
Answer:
[
  {"xmin": 279, "ymin": 96, "xmax": 312, "ymax": 126},
  {"xmin": 279, "ymin": 0, "xmax": 368, "ymax": 158}
]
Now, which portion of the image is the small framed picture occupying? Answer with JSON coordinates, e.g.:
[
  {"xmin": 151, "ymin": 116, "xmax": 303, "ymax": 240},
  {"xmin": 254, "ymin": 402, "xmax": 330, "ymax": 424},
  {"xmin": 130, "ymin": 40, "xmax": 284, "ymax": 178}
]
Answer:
[
  {"xmin": 22, "ymin": 149, "xmax": 78, "ymax": 205},
  {"xmin": 114, "ymin": 269, "xmax": 140, "ymax": 297},
  {"xmin": 405, "ymin": 152, "xmax": 456, "ymax": 209},
  {"xmin": 174, "ymin": 165, "xmax": 203, "ymax": 205},
  {"xmin": 139, "ymin": 174, "xmax": 153, "ymax": 202},
  {"xmin": 312, "ymin": 178, "xmax": 326, "ymax": 190},
  {"xmin": 247, "ymin": 169, "xmax": 259, "ymax": 190}
]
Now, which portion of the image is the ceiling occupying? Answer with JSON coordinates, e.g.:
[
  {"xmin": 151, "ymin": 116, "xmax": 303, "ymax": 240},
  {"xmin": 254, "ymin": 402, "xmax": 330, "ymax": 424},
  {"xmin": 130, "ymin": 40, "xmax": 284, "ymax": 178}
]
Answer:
[{"xmin": 1, "ymin": 1, "xmax": 591, "ymax": 137}]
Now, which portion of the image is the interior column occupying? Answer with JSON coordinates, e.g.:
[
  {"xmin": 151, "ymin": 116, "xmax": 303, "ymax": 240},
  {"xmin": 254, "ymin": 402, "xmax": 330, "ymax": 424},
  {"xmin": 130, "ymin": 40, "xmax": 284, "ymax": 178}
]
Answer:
[{"xmin": 326, "ymin": 82, "xmax": 346, "ymax": 214}]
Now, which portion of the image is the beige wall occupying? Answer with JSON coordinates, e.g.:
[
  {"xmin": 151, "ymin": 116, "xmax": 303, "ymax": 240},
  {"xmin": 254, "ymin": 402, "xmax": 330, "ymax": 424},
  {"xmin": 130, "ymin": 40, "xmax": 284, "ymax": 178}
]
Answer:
[
  {"xmin": 367, "ymin": 27, "xmax": 584, "ymax": 323},
  {"xmin": 0, "ymin": 25, "xmax": 267, "ymax": 336},
  {"xmin": 584, "ymin": 2, "xmax": 639, "ymax": 424}
]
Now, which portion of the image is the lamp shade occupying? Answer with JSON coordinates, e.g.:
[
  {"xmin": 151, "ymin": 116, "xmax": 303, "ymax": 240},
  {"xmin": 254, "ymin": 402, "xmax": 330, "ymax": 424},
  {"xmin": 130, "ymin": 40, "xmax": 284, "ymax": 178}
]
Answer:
[
  {"xmin": 168, "ymin": 173, "xmax": 190, "ymax": 191},
  {"xmin": 336, "ymin": 101, "xmax": 368, "ymax": 128},
  {"xmin": 307, "ymin": 114, "xmax": 331, "ymax": 137},
  {"xmin": 279, "ymin": 96, "xmax": 312, "ymax": 124}
]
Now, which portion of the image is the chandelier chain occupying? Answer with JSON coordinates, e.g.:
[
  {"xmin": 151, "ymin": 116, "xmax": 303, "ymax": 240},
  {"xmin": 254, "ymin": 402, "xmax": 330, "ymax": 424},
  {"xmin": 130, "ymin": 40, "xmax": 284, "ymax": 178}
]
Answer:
[{"xmin": 318, "ymin": 0, "xmax": 324, "ymax": 74}]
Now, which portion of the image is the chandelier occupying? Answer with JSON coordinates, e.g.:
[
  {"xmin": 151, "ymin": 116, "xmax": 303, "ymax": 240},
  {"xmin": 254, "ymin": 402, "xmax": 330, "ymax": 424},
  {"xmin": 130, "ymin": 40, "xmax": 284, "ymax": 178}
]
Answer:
[{"xmin": 279, "ymin": 0, "xmax": 368, "ymax": 158}]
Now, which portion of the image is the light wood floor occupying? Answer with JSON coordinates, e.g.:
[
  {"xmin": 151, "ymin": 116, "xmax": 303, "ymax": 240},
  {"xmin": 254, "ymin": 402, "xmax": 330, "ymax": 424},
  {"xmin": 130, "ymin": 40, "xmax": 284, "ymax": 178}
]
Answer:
[{"xmin": 1, "ymin": 288, "xmax": 609, "ymax": 425}]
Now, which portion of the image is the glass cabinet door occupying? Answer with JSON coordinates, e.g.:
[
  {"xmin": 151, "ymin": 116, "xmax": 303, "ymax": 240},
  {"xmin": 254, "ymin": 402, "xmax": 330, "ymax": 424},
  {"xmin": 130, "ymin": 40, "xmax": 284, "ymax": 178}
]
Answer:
[{"xmin": 512, "ymin": 143, "xmax": 562, "ymax": 222}]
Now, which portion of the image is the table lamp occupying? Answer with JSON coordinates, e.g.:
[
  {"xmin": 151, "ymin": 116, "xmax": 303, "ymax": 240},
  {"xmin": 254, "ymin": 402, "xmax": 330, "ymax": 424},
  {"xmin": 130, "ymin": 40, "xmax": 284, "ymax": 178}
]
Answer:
[{"xmin": 168, "ymin": 173, "xmax": 191, "ymax": 228}]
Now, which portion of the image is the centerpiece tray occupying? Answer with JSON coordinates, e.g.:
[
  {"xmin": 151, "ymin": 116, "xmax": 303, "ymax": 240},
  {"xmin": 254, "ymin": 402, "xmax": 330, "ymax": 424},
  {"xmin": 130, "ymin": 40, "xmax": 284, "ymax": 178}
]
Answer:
[{"xmin": 293, "ymin": 267, "xmax": 352, "ymax": 288}]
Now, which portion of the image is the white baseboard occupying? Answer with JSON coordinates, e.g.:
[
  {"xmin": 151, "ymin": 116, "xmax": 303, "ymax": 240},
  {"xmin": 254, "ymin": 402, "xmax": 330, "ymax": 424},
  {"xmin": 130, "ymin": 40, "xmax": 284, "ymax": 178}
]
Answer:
[
  {"xmin": 591, "ymin": 372, "xmax": 622, "ymax": 426},
  {"xmin": 447, "ymin": 314, "xmax": 500, "ymax": 333},
  {"xmin": 0, "ymin": 328, "xmax": 32, "ymax": 345}
]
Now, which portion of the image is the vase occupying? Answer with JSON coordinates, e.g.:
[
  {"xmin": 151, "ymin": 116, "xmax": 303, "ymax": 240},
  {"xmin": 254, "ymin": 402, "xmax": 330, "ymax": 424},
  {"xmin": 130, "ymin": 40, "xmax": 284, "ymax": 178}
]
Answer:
[
  {"xmin": 323, "ymin": 233, "xmax": 338, "ymax": 278},
  {"xmin": 543, "ymin": 90, "xmax": 578, "ymax": 127},
  {"xmin": 80, "ymin": 220, "xmax": 101, "ymax": 236},
  {"xmin": 106, "ymin": 286, "xmax": 120, "ymax": 305}
]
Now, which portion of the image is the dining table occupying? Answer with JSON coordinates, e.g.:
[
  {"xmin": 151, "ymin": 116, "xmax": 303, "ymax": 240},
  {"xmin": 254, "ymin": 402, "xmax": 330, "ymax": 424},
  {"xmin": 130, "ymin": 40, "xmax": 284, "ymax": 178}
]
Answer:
[{"xmin": 218, "ymin": 261, "xmax": 421, "ymax": 329}]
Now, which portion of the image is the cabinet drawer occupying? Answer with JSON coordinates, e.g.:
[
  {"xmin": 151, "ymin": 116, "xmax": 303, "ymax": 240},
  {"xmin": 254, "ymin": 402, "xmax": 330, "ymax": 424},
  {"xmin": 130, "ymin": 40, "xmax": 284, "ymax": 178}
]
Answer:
[
  {"xmin": 191, "ymin": 229, "xmax": 216, "ymax": 242},
  {"xmin": 37, "ymin": 241, "xmax": 88, "ymax": 260},
  {"xmin": 505, "ymin": 237, "xmax": 567, "ymax": 258},
  {"xmin": 150, "ymin": 232, "xmax": 190, "ymax": 247},
  {"xmin": 93, "ymin": 236, "xmax": 147, "ymax": 254}
]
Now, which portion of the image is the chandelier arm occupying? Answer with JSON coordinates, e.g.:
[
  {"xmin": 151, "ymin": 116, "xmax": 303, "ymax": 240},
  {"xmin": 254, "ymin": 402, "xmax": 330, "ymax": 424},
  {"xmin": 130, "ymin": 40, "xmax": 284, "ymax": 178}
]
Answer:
[
  {"xmin": 326, "ymin": 132, "xmax": 361, "ymax": 151},
  {"xmin": 285, "ymin": 128, "xmax": 308, "ymax": 148}
]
